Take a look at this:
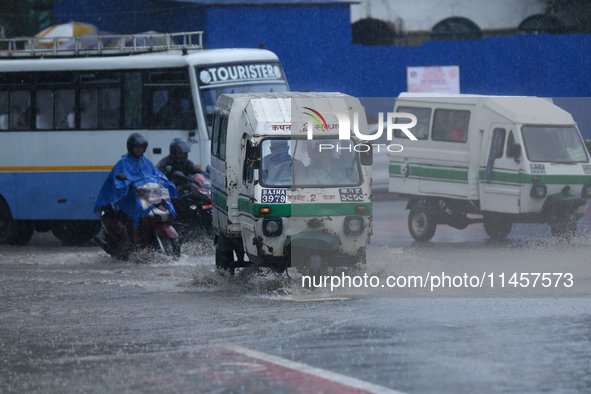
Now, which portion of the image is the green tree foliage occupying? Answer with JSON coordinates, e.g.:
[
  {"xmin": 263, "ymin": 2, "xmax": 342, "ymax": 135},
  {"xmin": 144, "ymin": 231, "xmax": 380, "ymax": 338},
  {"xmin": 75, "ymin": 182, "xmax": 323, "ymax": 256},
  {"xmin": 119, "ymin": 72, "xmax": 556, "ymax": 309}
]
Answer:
[
  {"xmin": 545, "ymin": 0, "xmax": 591, "ymax": 33},
  {"xmin": 0, "ymin": 0, "xmax": 62, "ymax": 38}
]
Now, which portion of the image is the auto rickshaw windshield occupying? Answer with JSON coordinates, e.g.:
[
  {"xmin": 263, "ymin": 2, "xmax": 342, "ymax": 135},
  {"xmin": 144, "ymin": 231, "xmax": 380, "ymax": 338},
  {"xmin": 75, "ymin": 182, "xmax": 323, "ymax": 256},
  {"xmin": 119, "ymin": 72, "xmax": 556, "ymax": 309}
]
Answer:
[
  {"xmin": 259, "ymin": 138, "xmax": 363, "ymax": 187},
  {"xmin": 521, "ymin": 125, "xmax": 589, "ymax": 163}
]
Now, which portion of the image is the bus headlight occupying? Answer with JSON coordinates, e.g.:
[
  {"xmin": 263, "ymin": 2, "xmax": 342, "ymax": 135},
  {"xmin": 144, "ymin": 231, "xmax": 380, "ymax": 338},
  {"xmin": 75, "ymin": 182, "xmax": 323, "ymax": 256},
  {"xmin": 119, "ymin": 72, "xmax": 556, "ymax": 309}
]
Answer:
[
  {"xmin": 582, "ymin": 184, "xmax": 591, "ymax": 199},
  {"xmin": 263, "ymin": 218, "xmax": 282, "ymax": 237},
  {"xmin": 530, "ymin": 184, "xmax": 547, "ymax": 199},
  {"xmin": 344, "ymin": 216, "xmax": 364, "ymax": 235}
]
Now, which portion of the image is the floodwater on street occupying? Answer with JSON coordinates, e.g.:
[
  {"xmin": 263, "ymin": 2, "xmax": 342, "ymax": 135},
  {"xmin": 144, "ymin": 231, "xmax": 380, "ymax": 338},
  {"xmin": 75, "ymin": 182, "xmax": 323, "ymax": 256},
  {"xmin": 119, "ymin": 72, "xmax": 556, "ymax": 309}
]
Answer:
[{"xmin": 1, "ymin": 200, "xmax": 591, "ymax": 393}]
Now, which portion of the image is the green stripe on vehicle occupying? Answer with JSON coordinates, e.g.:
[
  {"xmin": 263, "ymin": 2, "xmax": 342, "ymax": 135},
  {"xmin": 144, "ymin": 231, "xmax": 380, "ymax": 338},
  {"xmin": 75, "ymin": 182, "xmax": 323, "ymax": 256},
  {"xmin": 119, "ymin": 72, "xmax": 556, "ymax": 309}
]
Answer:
[
  {"xmin": 212, "ymin": 189, "xmax": 227, "ymax": 211},
  {"xmin": 238, "ymin": 198, "xmax": 372, "ymax": 218},
  {"xmin": 479, "ymin": 169, "xmax": 590, "ymax": 184}
]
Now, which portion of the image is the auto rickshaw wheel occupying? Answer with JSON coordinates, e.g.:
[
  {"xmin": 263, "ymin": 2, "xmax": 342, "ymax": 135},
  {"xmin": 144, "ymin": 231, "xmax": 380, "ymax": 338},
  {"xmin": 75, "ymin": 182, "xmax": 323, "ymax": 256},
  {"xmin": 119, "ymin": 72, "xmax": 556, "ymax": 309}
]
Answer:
[
  {"xmin": 215, "ymin": 244, "xmax": 235, "ymax": 276},
  {"xmin": 483, "ymin": 214, "xmax": 512, "ymax": 241},
  {"xmin": 551, "ymin": 215, "xmax": 577, "ymax": 242},
  {"xmin": 408, "ymin": 203, "xmax": 437, "ymax": 242}
]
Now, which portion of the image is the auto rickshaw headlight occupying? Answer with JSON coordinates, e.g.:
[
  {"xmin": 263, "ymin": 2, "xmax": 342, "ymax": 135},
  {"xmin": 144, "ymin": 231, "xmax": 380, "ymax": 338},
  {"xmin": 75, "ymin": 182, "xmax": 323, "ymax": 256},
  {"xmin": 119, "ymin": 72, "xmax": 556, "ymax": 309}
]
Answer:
[
  {"xmin": 263, "ymin": 218, "xmax": 282, "ymax": 236},
  {"xmin": 582, "ymin": 184, "xmax": 591, "ymax": 199},
  {"xmin": 344, "ymin": 216, "xmax": 364, "ymax": 235},
  {"xmin": 530, "ymin": 184, "xmax": 547, "ymax": 199}
]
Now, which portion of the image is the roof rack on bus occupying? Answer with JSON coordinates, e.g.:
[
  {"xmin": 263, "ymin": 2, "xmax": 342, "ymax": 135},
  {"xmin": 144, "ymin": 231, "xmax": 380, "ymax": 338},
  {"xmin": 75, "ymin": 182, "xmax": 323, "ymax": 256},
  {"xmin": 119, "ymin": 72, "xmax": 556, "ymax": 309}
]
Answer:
[{"xmin": 0, "ymin": 31, "xmax": 203, "ymax": 58}]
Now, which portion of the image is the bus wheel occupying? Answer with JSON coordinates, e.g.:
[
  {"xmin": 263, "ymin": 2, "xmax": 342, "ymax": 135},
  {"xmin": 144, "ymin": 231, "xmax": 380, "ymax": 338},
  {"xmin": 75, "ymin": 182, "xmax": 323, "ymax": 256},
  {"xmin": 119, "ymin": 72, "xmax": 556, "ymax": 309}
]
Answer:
[
  {"xmin": 52, "ymin": 220, "xmax": 101, "ymax": 245},
  {"xmin": 0, "ymin": 203, "xmax": 15, "ymax": 244},
  {"xmin": 408, "ymin": 203, "xmax": 436, "ymax": 242},
  {"xmin": 551, "ymin": 215, "xmax": 577, "ymax": 242},
  {"xmin": 483, "ymin": 214, "xmax": 512, "ymax": 241},
  {"xmin": 7, "ymin": 222, "xmax": 34, "ymax": 245}
]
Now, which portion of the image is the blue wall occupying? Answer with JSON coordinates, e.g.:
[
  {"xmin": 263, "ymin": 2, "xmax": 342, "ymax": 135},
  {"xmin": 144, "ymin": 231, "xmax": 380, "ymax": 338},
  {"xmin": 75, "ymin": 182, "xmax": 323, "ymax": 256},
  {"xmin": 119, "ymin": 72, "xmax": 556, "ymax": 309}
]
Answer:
[
  {"xmin": 205, "ymin": 5, "xmax": 354, "ymax": 93},
  {"xmin": 53, "ymin": 1, "xmax": 591, "ymax": 136}
]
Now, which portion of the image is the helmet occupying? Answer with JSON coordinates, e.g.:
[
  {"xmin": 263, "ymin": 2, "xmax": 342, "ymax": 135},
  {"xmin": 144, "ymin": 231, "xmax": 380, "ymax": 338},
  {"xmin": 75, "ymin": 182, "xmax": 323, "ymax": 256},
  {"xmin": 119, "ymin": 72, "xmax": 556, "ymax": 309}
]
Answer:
[
  {"xmin": 127, "ymin": 133, "xmax": 148, "ymax": 155},
  {"xmin": 170, "ymin": 138, "xmax": 191, "ymax": 157}
]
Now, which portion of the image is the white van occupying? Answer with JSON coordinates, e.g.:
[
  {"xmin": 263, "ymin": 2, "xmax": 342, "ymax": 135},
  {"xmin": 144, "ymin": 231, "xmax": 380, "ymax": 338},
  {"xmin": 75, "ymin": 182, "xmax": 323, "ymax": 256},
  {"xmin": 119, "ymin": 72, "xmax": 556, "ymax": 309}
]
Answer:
[
  {"xmin": 210, "ymin": 92, "xmax": 372, "ymax": 275},
  {"xmin": 389, "ymin": 93, "xmax": 591, "ymax": 241}
]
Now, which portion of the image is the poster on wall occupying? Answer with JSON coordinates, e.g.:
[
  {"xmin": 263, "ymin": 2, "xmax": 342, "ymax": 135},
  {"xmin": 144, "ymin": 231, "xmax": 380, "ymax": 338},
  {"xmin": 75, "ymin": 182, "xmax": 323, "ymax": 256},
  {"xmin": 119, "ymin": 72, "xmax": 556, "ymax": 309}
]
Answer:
[{"xmin": 406, "ymin": 65, "xmax": 460, "ymax": 94}]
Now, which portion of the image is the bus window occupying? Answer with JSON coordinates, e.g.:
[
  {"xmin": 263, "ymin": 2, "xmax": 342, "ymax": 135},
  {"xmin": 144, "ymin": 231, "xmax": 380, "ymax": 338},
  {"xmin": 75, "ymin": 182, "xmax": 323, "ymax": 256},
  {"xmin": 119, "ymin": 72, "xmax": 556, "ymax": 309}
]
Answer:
[
  {"xmin": 11, "ymin": 90, "xmax": 30, "ymax": 130},
  {"xmin": 149, "ymin": 87, "xmax": 195, "ymax": 129},
  {"xmin": 0, "ymin": 91, "xmax": 7, "ymax": 130},
  {"xmin": 124, "ymin": 72, "xmax": 142, "ymax": 129},
  {"xmin": 101, "ymin": 88, "xmax": 121, "ymax": 129},
  {"xmin": 56, "ymin": 89, "xmax": 75, "ymax": 129},
  {"xmin": 80, "ymin": 88, "xmax": 99, "ymax": 129},
  {"xmin": 36, "ymin": 90, "xmax": 54, "ymax": 130}
]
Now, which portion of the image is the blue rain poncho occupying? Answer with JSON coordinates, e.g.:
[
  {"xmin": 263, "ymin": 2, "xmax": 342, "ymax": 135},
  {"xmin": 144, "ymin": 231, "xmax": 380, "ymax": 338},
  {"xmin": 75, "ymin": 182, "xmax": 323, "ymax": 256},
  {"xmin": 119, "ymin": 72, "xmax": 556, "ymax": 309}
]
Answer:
[{"xmin": 94, "ymin": 153, "xmax": 180, "ymax": 227}]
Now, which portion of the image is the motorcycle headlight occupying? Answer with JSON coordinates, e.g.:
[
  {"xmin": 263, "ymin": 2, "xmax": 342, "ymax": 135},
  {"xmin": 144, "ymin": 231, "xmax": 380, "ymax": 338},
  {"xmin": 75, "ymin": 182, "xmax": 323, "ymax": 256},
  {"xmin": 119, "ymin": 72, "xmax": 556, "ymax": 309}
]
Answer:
[
  {"xmin": 344, "ymin": 216, "xmax": 364, "ymax": 235},
  {"xmin": 530, "ymin": 184, "xmax": 547, "ymax": 199},
  {"xmin": 582, "ymin": 184, "xmax": 591, "ymax": 199},
  {"xmin": 263, "ymin": 218, "xmax": 282, "ymax": 237}
]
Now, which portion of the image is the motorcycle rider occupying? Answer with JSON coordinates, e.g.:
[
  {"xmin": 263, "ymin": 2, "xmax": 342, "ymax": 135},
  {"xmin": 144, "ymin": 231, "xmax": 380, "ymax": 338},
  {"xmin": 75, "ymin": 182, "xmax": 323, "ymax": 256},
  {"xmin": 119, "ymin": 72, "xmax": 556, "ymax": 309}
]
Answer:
[
  {"xmin": 94, "ymin": 133, "xmax": 179, "ymax": 256},
  {"xmin": 157, "ymin": 138, "xmax": 203, "ymax": 177}
]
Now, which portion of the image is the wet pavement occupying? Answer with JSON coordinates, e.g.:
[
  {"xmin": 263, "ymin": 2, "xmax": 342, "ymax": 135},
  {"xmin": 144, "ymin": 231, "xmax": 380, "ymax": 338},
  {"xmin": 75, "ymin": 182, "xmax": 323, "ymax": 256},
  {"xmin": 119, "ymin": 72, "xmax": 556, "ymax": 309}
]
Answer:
[{"xmin": 1, "ymin": 201, "xmax": 591, "ymax": 393}]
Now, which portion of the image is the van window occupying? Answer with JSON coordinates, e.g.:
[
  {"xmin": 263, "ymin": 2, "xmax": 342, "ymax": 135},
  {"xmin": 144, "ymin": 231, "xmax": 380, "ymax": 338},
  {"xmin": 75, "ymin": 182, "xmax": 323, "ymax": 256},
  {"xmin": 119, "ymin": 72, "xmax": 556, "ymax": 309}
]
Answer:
[
  {"xmin": 493, "ymin": 128, "xmax": 506, "ymax": 159},
  {"xmin": 432, "ymin": 109, "xmax": 470, "ymax": 143},
  {"xmin": 394, "ymin": 107, "xmax": 431, "ymax": 139}
]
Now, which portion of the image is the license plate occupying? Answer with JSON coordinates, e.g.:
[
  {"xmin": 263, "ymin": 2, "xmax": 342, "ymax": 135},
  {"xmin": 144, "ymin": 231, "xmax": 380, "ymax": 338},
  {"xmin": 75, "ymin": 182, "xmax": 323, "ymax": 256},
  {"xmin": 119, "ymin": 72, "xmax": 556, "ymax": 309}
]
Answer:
[{"xmin": 202, "ymin": 204, "xmax": 213, "ymax": 210}]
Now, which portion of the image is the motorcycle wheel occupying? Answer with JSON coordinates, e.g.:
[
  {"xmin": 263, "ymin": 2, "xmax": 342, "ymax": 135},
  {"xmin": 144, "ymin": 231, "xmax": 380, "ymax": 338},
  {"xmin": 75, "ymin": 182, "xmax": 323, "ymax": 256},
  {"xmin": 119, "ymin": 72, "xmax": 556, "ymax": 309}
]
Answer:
[{"xmin": 160, "ymin": 237, "xmax": 181, "ymax": 259}]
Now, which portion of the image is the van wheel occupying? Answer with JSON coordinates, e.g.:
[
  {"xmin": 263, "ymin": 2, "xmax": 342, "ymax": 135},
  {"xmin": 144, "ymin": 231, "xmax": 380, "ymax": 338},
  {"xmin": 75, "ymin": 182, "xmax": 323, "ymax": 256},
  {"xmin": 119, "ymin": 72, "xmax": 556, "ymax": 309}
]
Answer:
[
  {"xmin": 7, "ymin": 222, "xmax": 34, "ymax": 245},
  {"xmin": 408, "ymin": 203, "xmax": 436, "ymax": 242},
  {"xmin": 551, "ymin": 216, "xmax": 577, "ymax": 242},
  {"xmin": 215, "ymin": 244, "xmax": 235, "ymax": 276},
  {"xmin": 483, "ymin": 214, "xmax": 512, "ymax": 241}
]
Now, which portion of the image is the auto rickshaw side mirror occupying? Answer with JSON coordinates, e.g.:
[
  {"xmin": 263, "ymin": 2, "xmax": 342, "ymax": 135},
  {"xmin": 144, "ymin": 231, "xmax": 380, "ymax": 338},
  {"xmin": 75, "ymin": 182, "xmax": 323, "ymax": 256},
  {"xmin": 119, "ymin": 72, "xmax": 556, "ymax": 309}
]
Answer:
[
  {"xmin": 360, "ymin": 143, "xmax": 373, "ymax": 166},
  {"xmin": 585, "ymin": 139, "xmax": 591, "ymax": 154},
  {"xmin": 508, "ymin": 143, "xmax": 521, "ymax": 160},
  {"xmin": 115, "ymin": 173, "xmax": 128, "ymax": 181},
  {"xmin": 243, "ymin": 141, "xmax": 260, "ymax": 183}
]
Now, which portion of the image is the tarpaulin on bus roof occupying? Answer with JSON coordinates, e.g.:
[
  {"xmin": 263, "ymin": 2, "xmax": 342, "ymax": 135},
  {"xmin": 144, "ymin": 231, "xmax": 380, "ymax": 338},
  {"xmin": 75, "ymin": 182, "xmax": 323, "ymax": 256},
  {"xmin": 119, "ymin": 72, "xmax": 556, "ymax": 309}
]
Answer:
[{"xmin": 34, "ymin": 22, "xmax": 98, "ymax": 48}]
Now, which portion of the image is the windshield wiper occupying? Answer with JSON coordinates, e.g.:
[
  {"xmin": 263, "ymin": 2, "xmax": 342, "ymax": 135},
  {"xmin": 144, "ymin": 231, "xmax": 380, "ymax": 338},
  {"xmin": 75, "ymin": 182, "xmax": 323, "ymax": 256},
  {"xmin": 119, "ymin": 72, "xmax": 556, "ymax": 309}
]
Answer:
[{"xmin": 550, "ymin": 161, "xmax": 576, "ymax": 165}]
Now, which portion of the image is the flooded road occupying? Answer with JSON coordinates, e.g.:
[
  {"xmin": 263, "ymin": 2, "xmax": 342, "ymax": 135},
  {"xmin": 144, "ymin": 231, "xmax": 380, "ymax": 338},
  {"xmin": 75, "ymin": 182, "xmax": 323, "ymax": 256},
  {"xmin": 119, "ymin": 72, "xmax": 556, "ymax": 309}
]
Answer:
[{"xmin": 2, "ymin": 201, "xmax": 591, "ymax": 393}]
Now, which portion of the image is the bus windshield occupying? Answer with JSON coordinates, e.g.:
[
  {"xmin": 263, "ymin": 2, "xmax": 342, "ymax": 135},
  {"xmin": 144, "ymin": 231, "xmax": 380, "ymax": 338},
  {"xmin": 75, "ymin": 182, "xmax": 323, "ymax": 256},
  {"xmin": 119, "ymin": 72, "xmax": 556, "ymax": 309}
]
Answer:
[
  {"xmin": 521, "ymin": 125, "xmax": 589, "ymax": 163},
  {"xmin": 200, "ymin": 83, "xmax": 288, "ymax": 131}
]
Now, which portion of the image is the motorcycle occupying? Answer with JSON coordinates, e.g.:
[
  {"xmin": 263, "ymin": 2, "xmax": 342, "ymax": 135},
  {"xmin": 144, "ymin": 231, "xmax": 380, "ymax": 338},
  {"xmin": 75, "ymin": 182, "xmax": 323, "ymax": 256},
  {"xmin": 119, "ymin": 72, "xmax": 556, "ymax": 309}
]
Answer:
[
  {"xmin": 94, "ymin": 173, "xmax": 181, "ymax": 260},
  {"xmin": 168, "ymin": 170, "xmax": 214, "ymax": 243}
]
